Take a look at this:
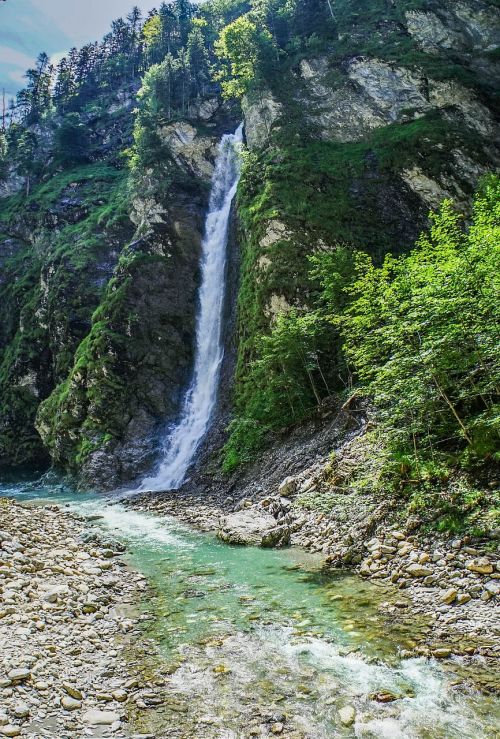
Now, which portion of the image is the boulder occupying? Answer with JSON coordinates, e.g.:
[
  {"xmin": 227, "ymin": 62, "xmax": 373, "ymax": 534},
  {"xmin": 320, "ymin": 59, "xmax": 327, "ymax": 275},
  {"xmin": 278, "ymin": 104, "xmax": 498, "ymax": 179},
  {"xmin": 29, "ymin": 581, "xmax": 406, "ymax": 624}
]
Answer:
[
  {"xmin": 278, "ymin": 476, "xmax": 297, "ymax": 496},
  {"xmin": 466, "ymin": 558, "xmax": 493, "ymax": 574},
  {"xmin": 217, "ymin": 510, "xmax": 290, "ymax": 548},
  {"xmin": 339, "ymin": 705, "xmax": 356, "ymax": 726},
  {"xmin": 83, "ymin": 709, "xmax": 120, "ymax": 726},
  {"xmin": 406, "ymin": 564, "xmax": 433, "ymax": 577}
]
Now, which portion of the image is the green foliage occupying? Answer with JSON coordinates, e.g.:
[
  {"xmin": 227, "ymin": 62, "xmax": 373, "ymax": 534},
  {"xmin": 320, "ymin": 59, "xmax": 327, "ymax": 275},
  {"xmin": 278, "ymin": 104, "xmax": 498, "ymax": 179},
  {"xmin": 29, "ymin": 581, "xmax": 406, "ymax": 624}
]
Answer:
[
  {"xmin": 214, "ymin": 13, "xmax": 274, "ymax": 99},
  {"xmin": 339, "ymin": 177, "xmax": 500, "ymax": 465},
  {"xmin": 225, "ymin": 172, "xmax": 500, "ymax": 523},
  {"xmin": 0, "ymin": 160, "xmax": 132, "ymax": 468},
  {"xmin": 53, "ymin": 113, "xmax": 90, "ymax": 166}
]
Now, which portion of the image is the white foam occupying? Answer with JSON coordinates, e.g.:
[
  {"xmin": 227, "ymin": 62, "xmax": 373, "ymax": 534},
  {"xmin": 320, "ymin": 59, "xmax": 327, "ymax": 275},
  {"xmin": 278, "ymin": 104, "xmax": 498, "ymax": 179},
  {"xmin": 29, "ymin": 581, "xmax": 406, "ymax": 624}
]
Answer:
[{"xmin": 69, "ymin": 501, "xmax": 194, "ymax": 549}]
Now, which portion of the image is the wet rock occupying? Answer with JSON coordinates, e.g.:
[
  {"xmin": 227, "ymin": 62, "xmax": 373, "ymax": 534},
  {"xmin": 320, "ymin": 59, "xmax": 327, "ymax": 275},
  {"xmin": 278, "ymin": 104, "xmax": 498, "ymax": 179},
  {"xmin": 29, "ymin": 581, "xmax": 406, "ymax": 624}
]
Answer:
[
  {"xmin": 339, "ymin": 705, "xmax": 356, "ymax": 726},
  {"xmin": 370, "ymin": 691, "xmax": 398, "ymax": 703},
  {"xmin": 432, "ymin": 647, "xmax": 452, "ymax": 659},
  {"xmin": 218, "ymin": 510, "xmax": 290, "ymax": 547}
]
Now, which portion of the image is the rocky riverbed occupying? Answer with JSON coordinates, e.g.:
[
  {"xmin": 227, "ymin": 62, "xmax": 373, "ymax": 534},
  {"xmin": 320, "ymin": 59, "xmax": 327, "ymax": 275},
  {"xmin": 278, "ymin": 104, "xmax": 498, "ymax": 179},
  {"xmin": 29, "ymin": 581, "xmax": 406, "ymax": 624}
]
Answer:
[
  {"xmin": 128, "ymin": 480, "xmax": 499, "ymax": 674},
  {"xmin": 0, "ymin": 498, "xmax": 159, "ymax": 739}
]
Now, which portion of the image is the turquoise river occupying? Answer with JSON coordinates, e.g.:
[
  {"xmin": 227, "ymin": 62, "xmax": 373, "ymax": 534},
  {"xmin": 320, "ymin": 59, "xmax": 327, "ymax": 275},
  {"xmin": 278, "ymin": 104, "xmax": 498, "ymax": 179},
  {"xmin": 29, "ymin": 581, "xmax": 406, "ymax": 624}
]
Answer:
[{"xmin": 1, "ymin": 473, "xmax": 499, "ymax": 738}]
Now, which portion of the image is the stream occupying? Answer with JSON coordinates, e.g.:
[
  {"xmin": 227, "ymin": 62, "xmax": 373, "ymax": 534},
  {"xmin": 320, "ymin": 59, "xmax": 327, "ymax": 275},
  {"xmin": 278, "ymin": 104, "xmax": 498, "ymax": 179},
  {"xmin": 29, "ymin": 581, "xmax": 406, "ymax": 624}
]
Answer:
[{"xmin": 1, "ymin": 473, "xmax": 499, "ymax": 738}]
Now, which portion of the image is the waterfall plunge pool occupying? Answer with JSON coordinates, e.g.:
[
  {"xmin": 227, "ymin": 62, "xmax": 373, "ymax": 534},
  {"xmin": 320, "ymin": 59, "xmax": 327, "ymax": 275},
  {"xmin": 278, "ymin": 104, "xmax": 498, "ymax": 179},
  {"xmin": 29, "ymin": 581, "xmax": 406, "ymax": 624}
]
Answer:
[{"xmin": 1, "ymin": 473, "xmax": 499, "ymax": 738}]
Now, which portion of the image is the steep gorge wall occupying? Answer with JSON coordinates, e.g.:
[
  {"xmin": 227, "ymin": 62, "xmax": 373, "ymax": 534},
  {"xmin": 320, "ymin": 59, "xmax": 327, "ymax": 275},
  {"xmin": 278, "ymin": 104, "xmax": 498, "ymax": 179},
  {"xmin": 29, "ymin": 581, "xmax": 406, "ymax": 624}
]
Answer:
[
  {"xmin": 35, "ymin": 110, "xmax": 238, "ymax": 489},
  {"xmin": 0, "ymin": 84, "xmax": 238, "ymax": 487},
  {"xmin": 229, "ymin": 0, "xmax": 500, "ymax": 457},
  {"xmin": 0, "ymin": 94, "xmax": 137, "ymax": 470}
]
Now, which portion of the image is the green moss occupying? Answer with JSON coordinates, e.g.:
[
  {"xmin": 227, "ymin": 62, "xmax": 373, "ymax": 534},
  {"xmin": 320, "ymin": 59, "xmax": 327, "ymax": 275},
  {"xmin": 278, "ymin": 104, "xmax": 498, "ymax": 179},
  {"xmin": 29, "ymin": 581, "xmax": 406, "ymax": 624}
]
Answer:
[
  {"xmin": 0, "ymin": 159, "xmax": 133, "ymax": 468},
  {"xmin": 226, "ymin": 103, "xmax": 493, "ymax": 470}
]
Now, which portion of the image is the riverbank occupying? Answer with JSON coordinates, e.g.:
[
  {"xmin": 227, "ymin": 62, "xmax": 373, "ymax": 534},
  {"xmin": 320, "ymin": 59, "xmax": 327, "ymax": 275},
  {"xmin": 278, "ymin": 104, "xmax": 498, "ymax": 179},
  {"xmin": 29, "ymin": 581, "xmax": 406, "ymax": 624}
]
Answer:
[
  {"xmin": 2, "ymin": 487, "xmax": 499, "ymax": 737},
  {"xmin": 128, "ymin": 482, "xmax": 499, "ymax": 675},
  {"xmin": 0, "ymin": 498, "xmax": 153, "ymax": 738}
]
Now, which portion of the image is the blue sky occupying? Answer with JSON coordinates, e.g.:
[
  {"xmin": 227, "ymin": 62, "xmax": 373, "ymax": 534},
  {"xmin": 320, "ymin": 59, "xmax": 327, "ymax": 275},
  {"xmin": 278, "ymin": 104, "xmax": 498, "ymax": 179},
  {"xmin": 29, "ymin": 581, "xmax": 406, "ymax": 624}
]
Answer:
[{"xmin": 0, "ymin": 0, "xmax": 156, "ymax": 102}]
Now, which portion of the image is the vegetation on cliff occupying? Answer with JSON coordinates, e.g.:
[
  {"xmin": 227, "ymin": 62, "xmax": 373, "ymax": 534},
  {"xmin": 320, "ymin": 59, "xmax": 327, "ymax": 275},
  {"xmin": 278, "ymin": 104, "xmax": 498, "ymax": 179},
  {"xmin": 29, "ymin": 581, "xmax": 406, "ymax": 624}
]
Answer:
[{"xmin": 225, "ymin": 177, "xmax": 500, "ymax": 530}]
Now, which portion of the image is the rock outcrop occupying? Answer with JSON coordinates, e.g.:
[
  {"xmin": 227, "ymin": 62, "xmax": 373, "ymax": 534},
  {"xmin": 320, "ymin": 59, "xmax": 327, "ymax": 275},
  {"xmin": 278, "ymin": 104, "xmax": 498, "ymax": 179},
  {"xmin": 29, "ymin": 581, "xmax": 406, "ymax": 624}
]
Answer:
[{"xmin": 218, "ymin": 503, "xmax": 291, "ymax": 547}]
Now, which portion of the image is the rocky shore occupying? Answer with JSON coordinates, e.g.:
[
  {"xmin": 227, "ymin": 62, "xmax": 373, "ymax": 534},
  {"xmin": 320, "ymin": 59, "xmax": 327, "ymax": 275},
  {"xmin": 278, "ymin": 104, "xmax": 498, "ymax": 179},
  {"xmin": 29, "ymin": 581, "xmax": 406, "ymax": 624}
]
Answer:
[
  {"xmin": 128, "ymin": 476, "xmax": 499, "ymax": 669},
  {"xmin": 0, "ymin": 498, "xmax": 156, "ymax": 739}
]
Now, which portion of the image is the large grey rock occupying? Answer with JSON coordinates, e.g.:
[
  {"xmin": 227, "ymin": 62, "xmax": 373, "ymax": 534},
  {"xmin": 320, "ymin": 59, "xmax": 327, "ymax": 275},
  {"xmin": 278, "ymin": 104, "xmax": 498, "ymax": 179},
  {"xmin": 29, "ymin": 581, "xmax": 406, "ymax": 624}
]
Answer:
[
  {"xmin": 406, "ymin": 563, "xmax": 433, "ymax": 577},
  {"xmin": 218, "ymin": 509, "xmax": 290, "ymax": 548},
  {"xmin": 242, "ymin": 91, "xmax": 283, "ymax": 149},
  {"xmin": 83, "ymin": 709, "xmax": 120, "ymax": 726}
]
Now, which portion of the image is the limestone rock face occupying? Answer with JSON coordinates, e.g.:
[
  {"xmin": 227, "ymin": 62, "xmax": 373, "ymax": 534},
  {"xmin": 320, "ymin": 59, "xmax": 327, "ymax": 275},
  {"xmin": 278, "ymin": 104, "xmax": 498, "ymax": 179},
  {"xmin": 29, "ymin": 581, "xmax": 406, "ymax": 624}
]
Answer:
[
  {"xmin": 406, "ymin": 1, "xmax": 500, "ymax": 54},
  {"xmin": 157, "ymin": 122, "xmax": 218, "ymax": 181},
  {"xmin": 0, "ymin": 168, "xmax": 24, "ymax": 199},
  {"xmin": 242, "ymin": 91, "xmax": 283, "ymax": 149},
  {"xmin": 236, "ymin": 0, "xmax": 499, "ymax": 389}
]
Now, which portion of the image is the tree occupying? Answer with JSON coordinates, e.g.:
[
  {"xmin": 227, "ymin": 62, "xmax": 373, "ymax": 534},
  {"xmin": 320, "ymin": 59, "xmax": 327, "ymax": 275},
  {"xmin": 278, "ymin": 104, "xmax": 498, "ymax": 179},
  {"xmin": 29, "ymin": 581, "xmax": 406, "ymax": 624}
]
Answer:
[
  {"xmin": 160, "ymin": 2, "xmax": 179, "ymax": 55},
  {"xmin": 137, "ymin": 54, "xmax": 181, "ymax": 120},
  {"xmin": 23, "ymin": 52, "xmax": 53, "ymax": 123},
  {"xmin": 14, "ymin": 131, "xmax": 40, "ymax": 196},
  {"xmin": 0, "ymin": 129, "xmax": 7, "ymax": 182},
  {"xmin": 187, "ymin": 25, "xmax": 211, "ymax": 97},
  {"xmin": 174, "ymin": 0, "xmax": 194, "ymax": 47},
  {"xmin": 142, "ymin": 14, "xmax": 163, "ymax": 65},
  {"xmin": 53, "ymin": 112, "xmax": 90, "ymax": 167},
  {"xmin": 214, "ymin": 13, "xmax": 273, "ymax": 99},
  {"xmin": 338, "ymin": 178, "xmax": 500, "ymax": 464}
]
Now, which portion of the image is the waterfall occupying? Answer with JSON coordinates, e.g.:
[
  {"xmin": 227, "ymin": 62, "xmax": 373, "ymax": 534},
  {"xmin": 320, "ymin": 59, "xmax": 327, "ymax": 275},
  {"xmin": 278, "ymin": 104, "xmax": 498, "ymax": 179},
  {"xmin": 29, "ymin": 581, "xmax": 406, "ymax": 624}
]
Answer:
[{"xmin": 140, "ymin": 123, "xmax": 244, "ymax": 492}]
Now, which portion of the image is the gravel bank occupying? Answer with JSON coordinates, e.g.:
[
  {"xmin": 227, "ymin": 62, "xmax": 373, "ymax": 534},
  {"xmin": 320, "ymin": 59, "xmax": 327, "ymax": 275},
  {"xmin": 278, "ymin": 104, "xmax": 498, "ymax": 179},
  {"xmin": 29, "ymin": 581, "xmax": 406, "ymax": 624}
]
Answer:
[{"xmin": 0, "ymin": 498, "xmax": 153, "ymax": 739}]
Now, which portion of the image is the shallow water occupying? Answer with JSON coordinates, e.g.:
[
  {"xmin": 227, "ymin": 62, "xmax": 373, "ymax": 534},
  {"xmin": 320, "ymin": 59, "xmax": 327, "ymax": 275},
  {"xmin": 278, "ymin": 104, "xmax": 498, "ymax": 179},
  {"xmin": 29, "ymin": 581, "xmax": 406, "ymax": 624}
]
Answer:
[{"xmin": 2, "ymin": 473, "xmax": 499, "ymax": 738}]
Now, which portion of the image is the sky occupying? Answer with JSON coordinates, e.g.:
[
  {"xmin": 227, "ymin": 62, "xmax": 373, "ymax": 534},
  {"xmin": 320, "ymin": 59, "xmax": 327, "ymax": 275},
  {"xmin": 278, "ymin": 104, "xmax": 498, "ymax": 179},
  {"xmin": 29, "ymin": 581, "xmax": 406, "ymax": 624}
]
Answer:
[{"xmin": 0, "ymin": 0, "xmax": 156, "ymax": 103}]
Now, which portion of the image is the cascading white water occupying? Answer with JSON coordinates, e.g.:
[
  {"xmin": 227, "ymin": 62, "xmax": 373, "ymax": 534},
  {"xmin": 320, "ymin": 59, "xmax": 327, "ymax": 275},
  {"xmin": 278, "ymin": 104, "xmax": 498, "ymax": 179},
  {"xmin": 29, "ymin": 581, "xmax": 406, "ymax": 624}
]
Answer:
[{"xmin": 140, "ymin": 123, "xmax": 244, "ymax": 492}]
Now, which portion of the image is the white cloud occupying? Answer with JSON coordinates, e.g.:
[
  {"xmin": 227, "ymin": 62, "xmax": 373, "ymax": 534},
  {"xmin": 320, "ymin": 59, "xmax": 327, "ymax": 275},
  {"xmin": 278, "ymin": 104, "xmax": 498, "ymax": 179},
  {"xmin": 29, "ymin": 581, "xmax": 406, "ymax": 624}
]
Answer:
[
  {"xmin": 0, "ymin": 45, "xmax": 35, "ymax": 70},
  {"xmin": 28, "ymin": 0, "xmax": 155, "ymax": 45},
  {"xmin": 50, "ymin": 50, "xmax": 69, "ymax": 67},
  {"xmin": 8, "ymin": 69, "xmax": 27, "ymax": 85}
]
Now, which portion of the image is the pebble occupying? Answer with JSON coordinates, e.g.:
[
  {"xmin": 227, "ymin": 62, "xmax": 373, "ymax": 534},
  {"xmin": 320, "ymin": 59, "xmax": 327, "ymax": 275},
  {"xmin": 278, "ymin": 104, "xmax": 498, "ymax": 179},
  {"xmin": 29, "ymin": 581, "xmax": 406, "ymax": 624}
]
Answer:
[
  {"xmin": 12, "ymin": 703, "xmax": 29, "ymax": 719},
  {"xmin": 440, "ymin": 588, "xmax": 458, "ymax": 605},
  {"xmin": 0, "ymin": 499, "xmax": 143, "ymax": 739}
]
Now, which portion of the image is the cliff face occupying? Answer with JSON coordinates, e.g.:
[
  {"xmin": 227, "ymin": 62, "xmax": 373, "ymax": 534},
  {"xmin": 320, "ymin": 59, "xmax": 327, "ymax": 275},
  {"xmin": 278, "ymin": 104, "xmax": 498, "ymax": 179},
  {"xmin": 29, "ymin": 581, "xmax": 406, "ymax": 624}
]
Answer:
[
  {"xmin": 35, "ymin": 109, "xmax": 237, "ymax": 490},
  {"xmin": 0, "ymin": 0, "xmax": 498, "ymax": 489},
  {"xmin": 231, "ymin": 0, "xmax": 500, "ymax": 457},
  {"xmin": 0, "ymin": 79, "xmax": 237, "ymax": 486},
  {"xmin": 0, "ymin": 92, "xmax": 137, "ymax": 471}
]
